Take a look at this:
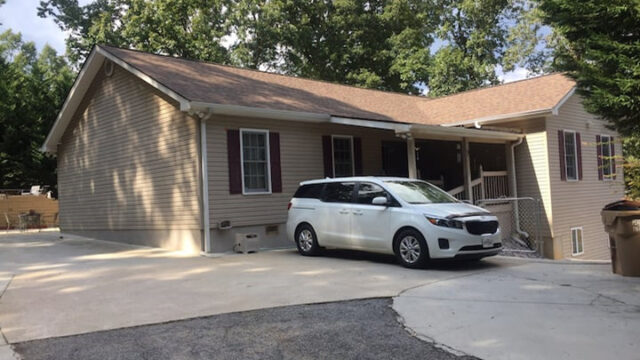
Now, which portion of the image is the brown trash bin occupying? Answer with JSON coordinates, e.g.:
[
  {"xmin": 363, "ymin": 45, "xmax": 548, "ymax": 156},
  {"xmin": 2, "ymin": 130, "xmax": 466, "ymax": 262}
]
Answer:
[{"xmin": 601, "ymin": 200, "xmax": 640, "ymax": 277}]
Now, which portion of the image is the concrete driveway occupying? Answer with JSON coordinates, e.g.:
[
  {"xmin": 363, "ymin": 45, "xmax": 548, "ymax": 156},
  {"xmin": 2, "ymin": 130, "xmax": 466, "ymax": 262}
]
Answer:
[
  {"xmin": 394, "ymin": 260, "xmax": 640, "ymax": 360},
  {"xmin": 0, "ymin": 231, "xmax": 517, "ymax": 344}
]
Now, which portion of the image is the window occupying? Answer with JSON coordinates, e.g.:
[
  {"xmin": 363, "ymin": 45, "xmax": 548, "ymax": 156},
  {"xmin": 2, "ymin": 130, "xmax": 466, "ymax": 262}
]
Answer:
[
  {"xmin": 241, "ymin": 129, "xmax": 270, "ymax": 194},
  {"xmin": 564, "ymin": 131, "xmax": 578, "ymax": 181},
  {"xmin": 571, "ymin": 227, "xmax": 584, "ymax": 256},
  {"xmin": 332, "ymin": 136, "xmax": 354, "ymax": 177},
  {"xmin": 293, "ymin": 184, "xmax": 324, "ymax": 199},
  {"xmin": 322, "ymin": 182, "xmax": 355, "ymax": 203},
  {"xmin": 384, "ymin": 180, "xmax": 457, "ymax": 204},
  {"xmin": 600, "ymin": 135, "xmax": 613, "ymax": 180},
  {"xmin": 356, "ymin": 183, "xmax": 388, "ymax": 205}
]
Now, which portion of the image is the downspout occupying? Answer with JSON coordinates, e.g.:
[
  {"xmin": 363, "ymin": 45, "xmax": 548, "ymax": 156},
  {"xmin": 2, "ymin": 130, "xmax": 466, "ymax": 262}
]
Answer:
[
  {"xmin": 510, "ymin": 137, "xmax": 536, "ymax": 251},
  {"xmin": 199, "ymin": 111, "xmax": 213, "ymax": 255}
]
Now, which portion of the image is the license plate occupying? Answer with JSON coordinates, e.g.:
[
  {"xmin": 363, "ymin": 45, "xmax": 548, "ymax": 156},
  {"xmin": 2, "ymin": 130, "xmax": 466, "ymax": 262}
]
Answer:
[{"xmin": 482, "ymin": 237, "xmax": 493, "ymax": 248}]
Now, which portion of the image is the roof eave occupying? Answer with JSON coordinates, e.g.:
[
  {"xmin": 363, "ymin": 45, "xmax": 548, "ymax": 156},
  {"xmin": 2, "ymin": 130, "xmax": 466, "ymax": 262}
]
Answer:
[
  {"xmin": 439, "ymin": 108, "xmax": 553, "ymax": 128},
  {"xmin": 189, "ymin": 101, "xmax": 330, "ymax": 122}
]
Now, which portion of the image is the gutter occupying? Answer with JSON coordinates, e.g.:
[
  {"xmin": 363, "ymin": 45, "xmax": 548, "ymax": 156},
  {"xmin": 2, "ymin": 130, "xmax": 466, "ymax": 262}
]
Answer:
[
  {"xmin": 189, "ymin": 102, "xmax": 330, "ymax": 123},
  {"xmin": 441, "ymin": 109, "xmax": 553, "ymax": 128}
]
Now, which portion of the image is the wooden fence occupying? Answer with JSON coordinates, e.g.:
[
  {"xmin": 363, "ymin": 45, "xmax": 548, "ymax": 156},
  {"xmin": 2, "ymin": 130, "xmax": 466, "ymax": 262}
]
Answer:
[{"xmin": 0, "ymin": 195, "xmax": 59, "ymax": 229}]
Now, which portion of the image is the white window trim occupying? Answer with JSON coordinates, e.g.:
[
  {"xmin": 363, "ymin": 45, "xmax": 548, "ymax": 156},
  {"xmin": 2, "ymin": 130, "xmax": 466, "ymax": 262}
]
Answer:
[
  {"xmin": 600, "ymin": 134, "xmax": 614, "ymax": 181},
  {"xmin": 331, "ymin": 135, "xmax": 355, "ymax": 178},
  {"xmin": 240, "ymin": 128, "xmax": 272, "ymax": 195},
  {"xmin": 563, "ymin": 130, "xmax": 579, "ymax": 182},
  {"xmin": 571, "ymin": 227, "xmax": 584, "ymax": 256}
]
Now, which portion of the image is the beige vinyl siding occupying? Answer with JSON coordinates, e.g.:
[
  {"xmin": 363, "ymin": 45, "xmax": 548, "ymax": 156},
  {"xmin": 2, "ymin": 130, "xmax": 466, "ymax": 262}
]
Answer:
[
  {"xmin": 57, "ymin": 64, "xmax": 201, "ymax": 233},
  {"xmin": 546, "ymin": 95, "xmax": 624, "ymax": 260},
  {"xmin": 499, "ymin": 118, "xmax": 553, "ymax": 235},
  {"xmin": 207, "ymin": 116, "xmax": 397, "ymax": 228}
]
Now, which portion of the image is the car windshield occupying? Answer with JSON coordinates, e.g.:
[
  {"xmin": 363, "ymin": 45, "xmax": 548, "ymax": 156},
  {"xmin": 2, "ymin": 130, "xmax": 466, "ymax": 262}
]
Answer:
[{"xmin": 384, "ymin": 180, "xmax": 457, "ymax": 204}]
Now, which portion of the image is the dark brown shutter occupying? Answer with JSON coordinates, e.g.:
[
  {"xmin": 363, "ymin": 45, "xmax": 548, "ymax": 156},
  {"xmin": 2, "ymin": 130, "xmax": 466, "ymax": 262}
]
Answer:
[
  {"xmin": 322, "ymin": 135, "xmax": 333, "ymax": 178},
  {"xmin": 596, "ymin": 135, "xmax": 603, "ymax": 180},
  {"xmin": 558, "ymin": 130, "xmax": 566, "ymax": 181},
  {"xmin": 269, "ymin": 132, "xmax": 282, "ymax": 193},
  {"xmin": 227, "ymin": 129, "xmax": 242, "ymax": 194},
  {"xmin": 353, "ymin": 137, "xmax": 363, "ymax": 175},
  {"xmin": 576, "ymin": 132, "xmax": 583, "ymax": 180},
  {"xmin": 610, "ymin": 136, "xmax": 616, "ymax": 179}
]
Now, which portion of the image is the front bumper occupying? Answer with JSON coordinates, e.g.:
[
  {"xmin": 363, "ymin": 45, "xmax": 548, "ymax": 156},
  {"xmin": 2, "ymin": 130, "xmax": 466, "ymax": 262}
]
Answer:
[{"xmin": 425, "ymin": 223, "xmax": 503, "ymax": 259}]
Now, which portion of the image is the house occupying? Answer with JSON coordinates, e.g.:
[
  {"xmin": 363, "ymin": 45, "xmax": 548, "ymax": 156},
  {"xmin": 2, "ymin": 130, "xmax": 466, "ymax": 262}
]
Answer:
[{"xmin": 42, "ymin": 45, "xmax": 624, "ymax": 260}]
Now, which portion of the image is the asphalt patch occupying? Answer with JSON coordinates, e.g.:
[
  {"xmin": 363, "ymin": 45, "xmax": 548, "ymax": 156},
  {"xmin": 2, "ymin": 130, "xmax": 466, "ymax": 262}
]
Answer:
[{"xmin": 14, "ymin": 298, "xmax": 477, "ymax": 360}]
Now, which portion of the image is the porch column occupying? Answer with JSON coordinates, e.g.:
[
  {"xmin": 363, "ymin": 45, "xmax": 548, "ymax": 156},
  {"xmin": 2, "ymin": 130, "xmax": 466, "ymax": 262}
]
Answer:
[
  {"xmin": 462, "ymin": 137, "xmax": 472, "ymax": 201},
  {"xmin": 506, "ymin": 141, "xmax": 516, "ymax": 197},
  {"xmin": 407, "ymin": 136, "xmax": 417, "ymax": 179}
]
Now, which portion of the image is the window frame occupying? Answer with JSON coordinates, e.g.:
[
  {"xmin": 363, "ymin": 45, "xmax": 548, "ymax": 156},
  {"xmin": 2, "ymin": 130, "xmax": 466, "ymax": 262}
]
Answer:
[
  {"xmin": 331, "ymin": 135, "xmax": 355, "ymax": 178},
  {"xmin": 571, "ymin": 227, "xmax": 584, "ymax": 256},
  {"xmin": 563, "ymin": 130, "xmax": 579, "ymax": 182},
  {"xmin": 600, "ymin": 134, "xmax": 614, "ymax": 181},
  {"xmin": 239, "ymin": 128, "xmax": 272, "ymax": 195}
]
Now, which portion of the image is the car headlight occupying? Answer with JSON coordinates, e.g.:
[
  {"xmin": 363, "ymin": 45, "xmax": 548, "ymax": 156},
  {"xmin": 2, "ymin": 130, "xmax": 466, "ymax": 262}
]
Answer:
[{"xmin": 425, "ymin": 215, "xmax": 463, "ymax": 229}]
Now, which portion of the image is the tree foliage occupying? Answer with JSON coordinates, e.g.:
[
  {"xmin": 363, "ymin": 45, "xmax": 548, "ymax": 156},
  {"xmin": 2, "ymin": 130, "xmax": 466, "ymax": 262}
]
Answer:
[
  {"xmin": 0, "ymin": 31, "xmax": 74, "ymax": 189},
  {"xmin": 538, "ymin": 0, "xmax": 640, "ymax": 137},
  {"xmin": 538, "ymin": 0, "xmax": 640, "ymax": 198},
  {"xmin": 426, "ymin": 0, "xmax": 544, "ymax": 96},
  {"xmin": 38, "ymin": 0, "xmax": 543, "ymax": 94},
  {"xmin": 38, "ymin": 0, "xmax": 231, "ymax": 65}
]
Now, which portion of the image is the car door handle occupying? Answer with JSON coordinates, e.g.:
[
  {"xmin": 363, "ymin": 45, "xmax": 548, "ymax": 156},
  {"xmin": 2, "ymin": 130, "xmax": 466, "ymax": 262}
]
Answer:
[
  {"xmin": 352, "ymin": 210, "xmax": 363, "ymax": 216},
  {"xmin": 339, "ymin": 209, "xmax": 350, "ymax": 214}
]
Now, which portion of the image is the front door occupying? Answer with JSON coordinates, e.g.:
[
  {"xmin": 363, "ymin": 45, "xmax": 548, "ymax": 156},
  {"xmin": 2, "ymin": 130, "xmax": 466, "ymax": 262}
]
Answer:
[
  {"xmin": 316, "ymin": 181, "xmax": 355, "ymax": 247},
  {"xmin": 382, "ymin": 141, "xmax": 408, "ymax": 177},
  {"xmin": 349, "ymin": 182, "xmax": 391, "ymax": 250}
]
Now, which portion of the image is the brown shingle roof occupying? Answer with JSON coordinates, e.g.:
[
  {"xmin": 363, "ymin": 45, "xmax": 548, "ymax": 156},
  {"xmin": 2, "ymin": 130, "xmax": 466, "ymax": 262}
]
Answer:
[
  {"xmin": 101, "ymin": 46, "xmax": 575, "ymax": 126},
  {"xmin": 417, "ymin": 73, "xmax": 576, "ymax": 125}
]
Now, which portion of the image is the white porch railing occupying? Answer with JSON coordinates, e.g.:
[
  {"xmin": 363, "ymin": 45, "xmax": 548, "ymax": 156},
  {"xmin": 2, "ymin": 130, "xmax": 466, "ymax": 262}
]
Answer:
[{"xmin": 446, "ymin": 166, "xmax": 509, "ymax": 203}]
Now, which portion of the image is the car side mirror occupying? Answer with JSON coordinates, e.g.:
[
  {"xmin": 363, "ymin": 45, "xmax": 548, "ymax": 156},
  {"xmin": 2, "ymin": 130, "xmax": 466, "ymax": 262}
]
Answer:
[{"xmin": 372, "ymin": 196, "xmax": 388, "ymax": 206}]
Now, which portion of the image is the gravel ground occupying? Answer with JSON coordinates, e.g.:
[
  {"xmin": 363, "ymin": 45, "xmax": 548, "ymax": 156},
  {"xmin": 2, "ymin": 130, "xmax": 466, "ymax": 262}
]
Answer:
[{"xmin": 14, "ymin": 299, "xmax": 477, "ymax": 360}]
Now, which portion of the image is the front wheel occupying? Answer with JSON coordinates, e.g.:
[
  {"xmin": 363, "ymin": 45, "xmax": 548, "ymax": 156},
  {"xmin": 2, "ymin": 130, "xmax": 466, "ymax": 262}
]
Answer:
[
  {"xmin": 394, "ymin": 229, "xmax": 429, "ymax": 269},
  {"xmin": 295, "ymin": 224, "xmax": 321, "ymax": 256}
]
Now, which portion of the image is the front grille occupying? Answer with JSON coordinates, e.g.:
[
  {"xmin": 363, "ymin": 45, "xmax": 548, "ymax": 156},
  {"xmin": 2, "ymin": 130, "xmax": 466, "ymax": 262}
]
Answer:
[{"xmin": 465, "ymin": 220, "xmax": 499, "ymax": 235}]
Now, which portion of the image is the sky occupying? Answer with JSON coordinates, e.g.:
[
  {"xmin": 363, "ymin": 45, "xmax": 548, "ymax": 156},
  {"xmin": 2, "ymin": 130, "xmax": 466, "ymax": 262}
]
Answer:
[{"xmin": 0, "ymin": 0, "xmax": 530, "ymax": 83}]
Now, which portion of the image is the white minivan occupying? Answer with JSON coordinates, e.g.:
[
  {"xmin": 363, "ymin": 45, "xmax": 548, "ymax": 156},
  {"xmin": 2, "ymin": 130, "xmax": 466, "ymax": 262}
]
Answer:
[{"xmin": 286, "ymin": 177, "xmax": 502, "ymax": 268}]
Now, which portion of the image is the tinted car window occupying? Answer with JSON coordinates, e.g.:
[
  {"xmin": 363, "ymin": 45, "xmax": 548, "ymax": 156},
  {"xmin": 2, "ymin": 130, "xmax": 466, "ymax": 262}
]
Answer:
[
  {"xmin": 293, "ymin": 184, "xmax": 323, "ymax": 199},
  {"xmin": 357, "ymin": 182, "xmax": 387, "ymax": 205},
  {"xmin": 322, "ymin": 182, "xmax": 355, "ymax": 203}
]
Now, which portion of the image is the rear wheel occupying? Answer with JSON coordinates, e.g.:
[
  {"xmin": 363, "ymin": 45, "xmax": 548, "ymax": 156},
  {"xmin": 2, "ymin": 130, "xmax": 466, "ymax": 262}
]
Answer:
[
  {"xmin": 394, "ymin": 229, "xmax": 429, "ymax": 269},
  {"xmin": 295, "ymin": 224, "xmax": 321, "ymax": 256}
]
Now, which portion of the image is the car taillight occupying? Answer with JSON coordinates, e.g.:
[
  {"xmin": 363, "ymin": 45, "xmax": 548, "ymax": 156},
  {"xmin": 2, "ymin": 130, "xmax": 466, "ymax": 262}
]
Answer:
[{"xmin": 287, "ymin": 202, "xmax": 292, "ymax": 210}]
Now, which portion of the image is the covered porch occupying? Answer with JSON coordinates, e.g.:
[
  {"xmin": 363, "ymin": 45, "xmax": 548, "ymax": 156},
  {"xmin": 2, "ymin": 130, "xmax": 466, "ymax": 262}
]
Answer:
[
  {"xmin": 333, "ymin": 117, "xmax": 522, "ymax": 204},
  {"xmin": 380, "ymin": 137, "xmax": 511, "ymax": 203}
]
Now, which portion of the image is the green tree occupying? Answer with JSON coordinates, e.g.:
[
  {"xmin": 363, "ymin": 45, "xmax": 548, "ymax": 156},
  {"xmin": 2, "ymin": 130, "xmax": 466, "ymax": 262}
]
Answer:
[
  {"xmin": 38, "ymin": 0, "xmax": 232, "ymax": 65},
  {"xmin": 623, "ymin": 137, "xmax": 640, "ymax": 200},
  {"xmin": 230, "ymin": 0, "xmax": 436, "ymax": 93},
  {"xmin": 40, "ymin": 0, "xmax": 437, "ymax": 94},
  {"xmin": 538, "ymin": 0, "xmax": 640, "ymax": 198},
  {"xmin": 0, "ymin": 30, "xmax": 74, "ymax": 189},
  {"xmin": 427, "ymin": 0, "xmax": 544, "ymax": 96},
  {"xmin": 538, "ymin": 0, "xmax": 640, "ymax": 137}
]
